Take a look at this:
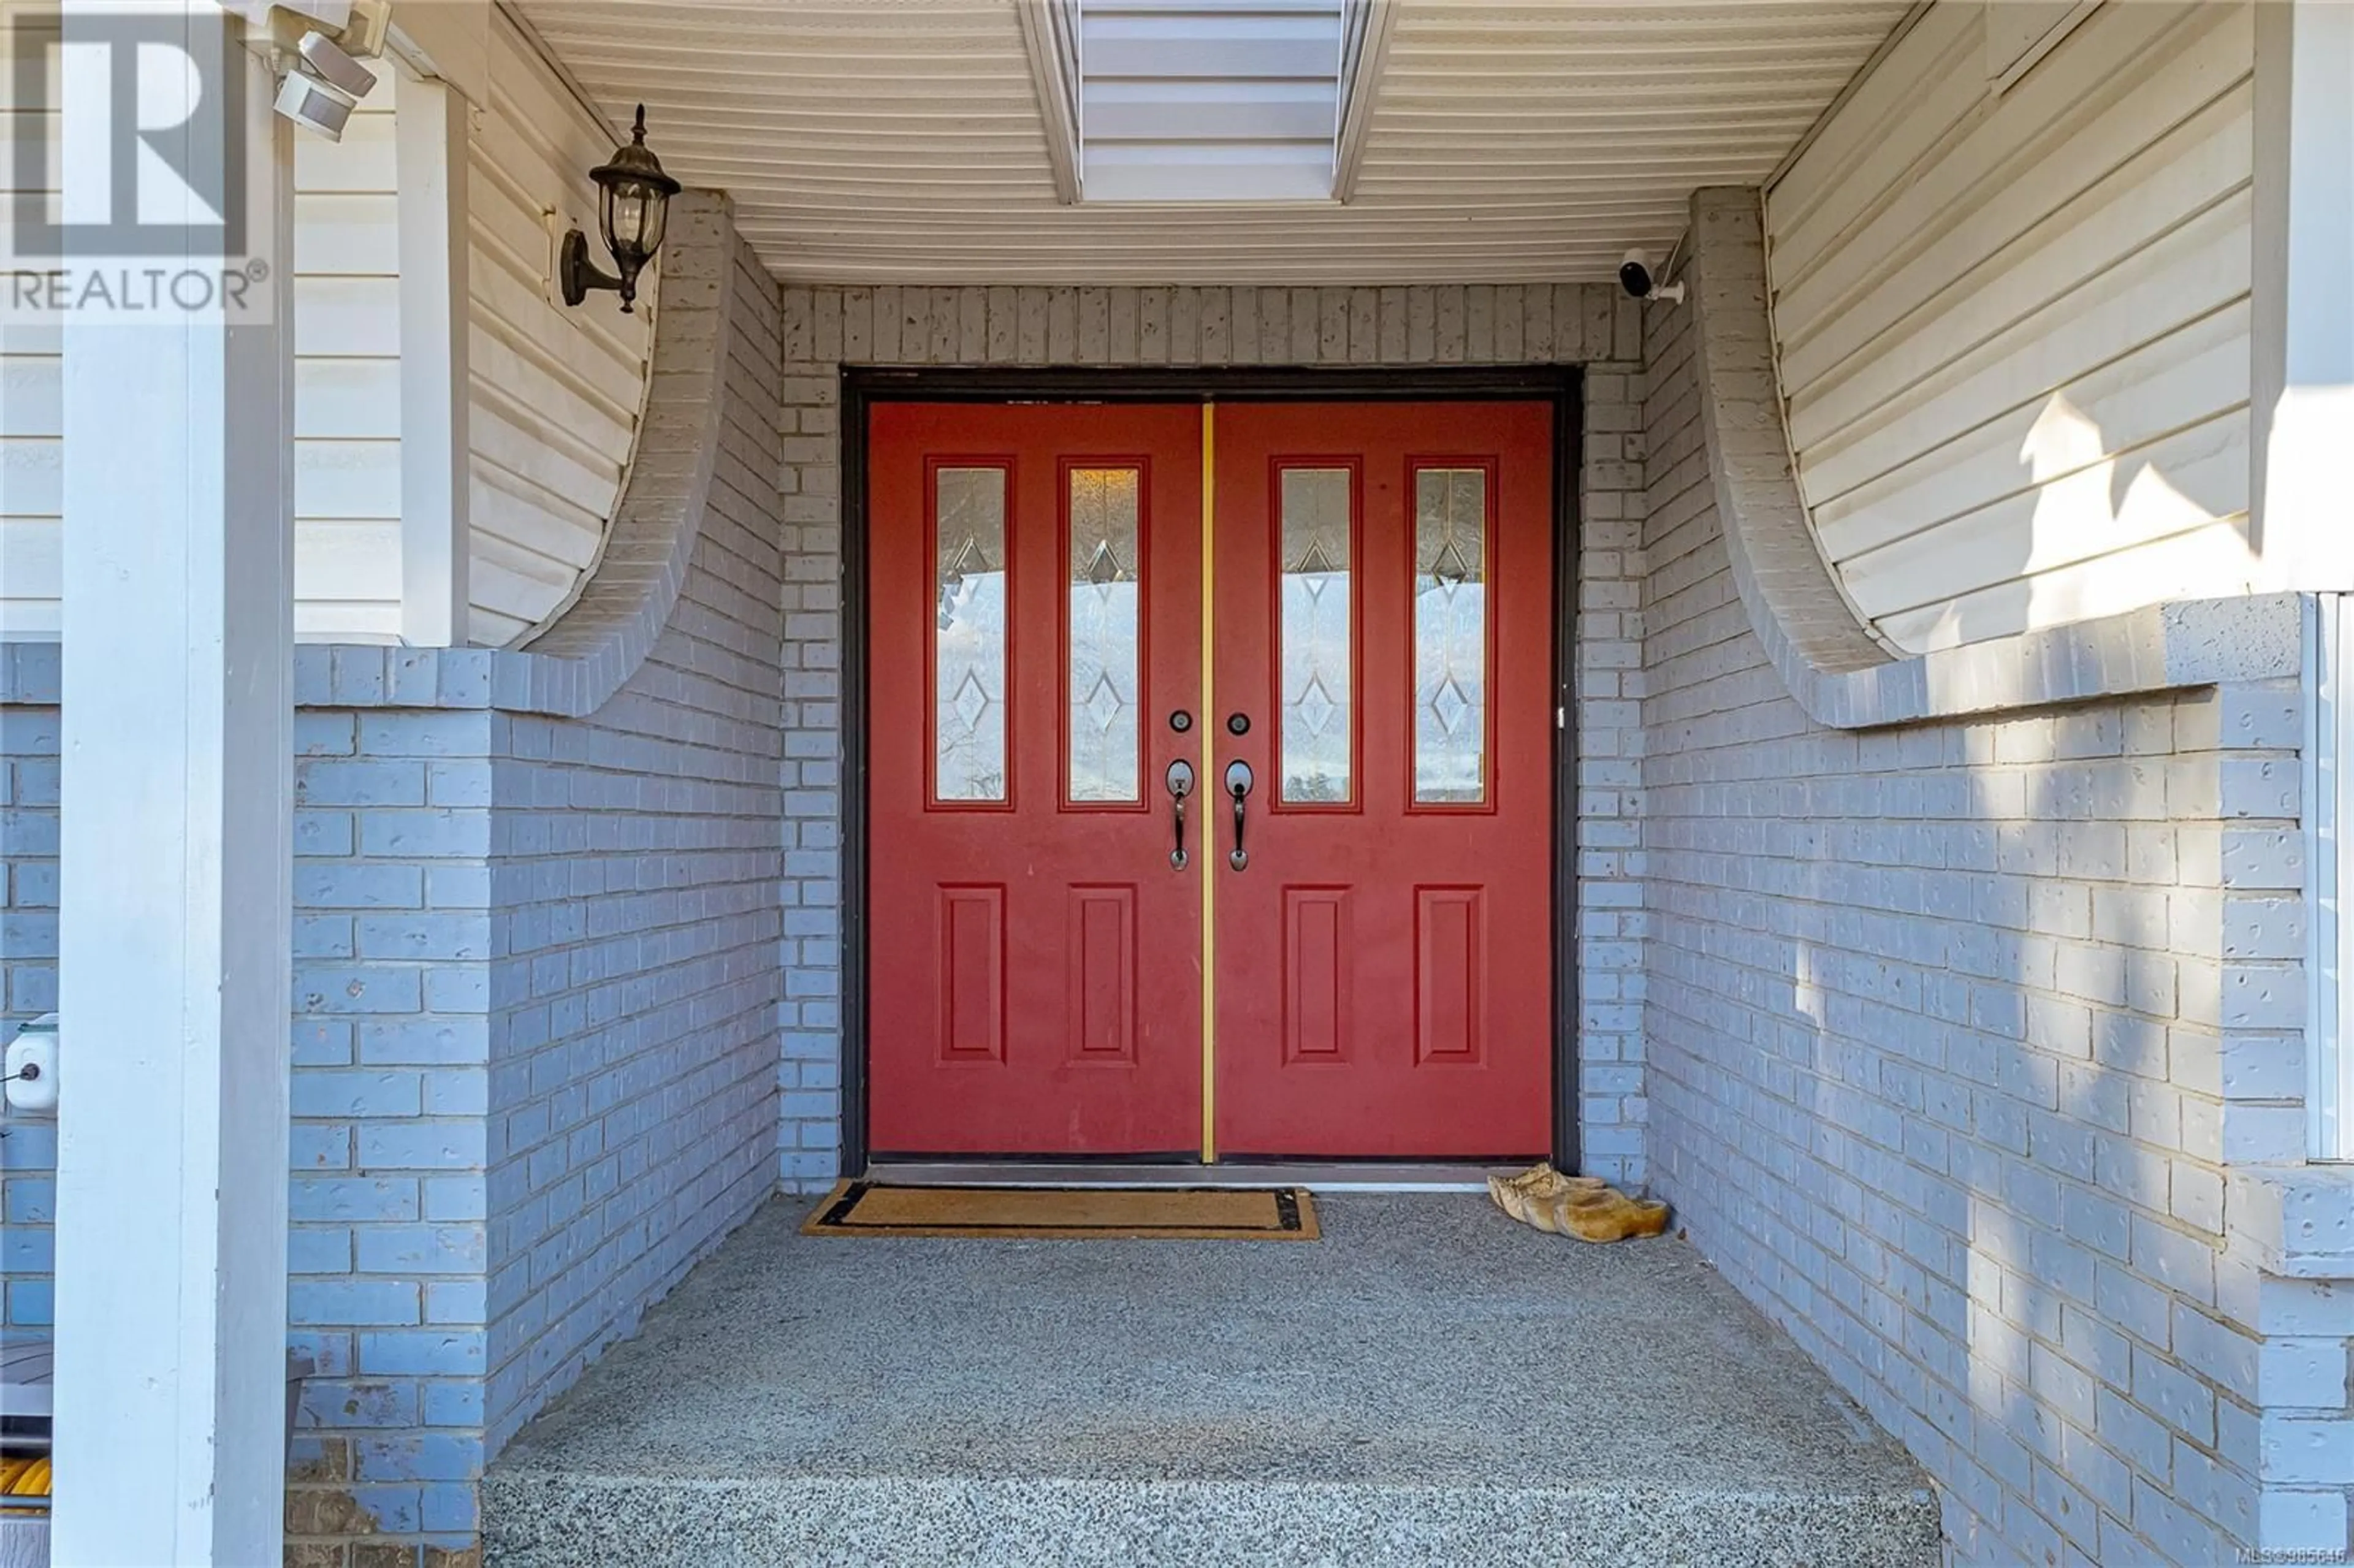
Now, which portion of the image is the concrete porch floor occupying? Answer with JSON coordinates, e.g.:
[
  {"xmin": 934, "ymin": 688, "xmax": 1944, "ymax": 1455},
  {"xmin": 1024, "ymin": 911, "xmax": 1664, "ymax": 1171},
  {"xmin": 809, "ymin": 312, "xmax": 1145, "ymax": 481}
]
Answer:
[{"xmin": 482, "ymin": 1193, "xmax": 1940, "ymax": 1567}]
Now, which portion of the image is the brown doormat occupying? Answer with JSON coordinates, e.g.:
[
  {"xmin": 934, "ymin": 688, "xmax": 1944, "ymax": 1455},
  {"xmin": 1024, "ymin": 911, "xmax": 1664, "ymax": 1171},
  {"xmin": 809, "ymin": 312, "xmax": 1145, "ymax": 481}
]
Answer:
[{"xmin": 802, "ymin": 1181, "xmax": 1319, "ymax": 1240}]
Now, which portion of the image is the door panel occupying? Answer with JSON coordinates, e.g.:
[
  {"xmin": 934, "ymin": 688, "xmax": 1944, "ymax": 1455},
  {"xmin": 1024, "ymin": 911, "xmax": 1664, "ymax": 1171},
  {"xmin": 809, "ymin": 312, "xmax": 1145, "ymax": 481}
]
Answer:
[
  {"xmin": 869, "ymin": 404, "xmax": 1204, "ymax": 1155},
  {"xmin": 1209, "ymin": 403, "xmax": 1553, "ymax": 1159}
]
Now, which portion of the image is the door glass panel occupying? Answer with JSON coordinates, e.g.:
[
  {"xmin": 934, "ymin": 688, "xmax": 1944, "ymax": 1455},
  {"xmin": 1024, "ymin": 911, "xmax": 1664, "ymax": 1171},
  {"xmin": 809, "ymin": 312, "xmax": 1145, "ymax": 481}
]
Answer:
[
  {"xmin": 1414, "ymin": 468, "xmax": 1487, "ymax": 804},
  {"xmin": 933, "ymin": 466, "xmax": 1008, "ymax": 802},
  {"xmin": 1278, "ymin": 467, "xmax": 1352, "ymax": 804},
  {"xmin": 1067, "ymin": 466, "xmax": 1143, "ymax": 803}
]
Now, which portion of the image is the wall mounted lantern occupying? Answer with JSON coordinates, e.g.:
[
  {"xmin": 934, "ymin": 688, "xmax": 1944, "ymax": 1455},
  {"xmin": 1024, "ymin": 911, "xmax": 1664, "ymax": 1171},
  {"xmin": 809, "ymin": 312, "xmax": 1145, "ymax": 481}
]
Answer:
[{"xmin": 560, "ymin": 105, "xmax": 681, "ymax": 314}]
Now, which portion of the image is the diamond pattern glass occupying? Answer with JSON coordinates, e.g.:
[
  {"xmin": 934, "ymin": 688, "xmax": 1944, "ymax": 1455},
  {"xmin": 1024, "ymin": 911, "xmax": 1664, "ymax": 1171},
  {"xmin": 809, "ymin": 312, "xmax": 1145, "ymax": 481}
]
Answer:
[
  {"xmin": 933, "ymin": 466, "xmax": 1008, "ymax": 802},
  {"xmin": 1279, "ymin": 468, "xmax": 1352, "ymax": 804},
  {"xmin": 1414, "ymin": 468, "xmax": 1487, "ymax": 804},
  {"xmin": 1067, "ymin": 467, "xmax": 1142, "ymax": 802}
]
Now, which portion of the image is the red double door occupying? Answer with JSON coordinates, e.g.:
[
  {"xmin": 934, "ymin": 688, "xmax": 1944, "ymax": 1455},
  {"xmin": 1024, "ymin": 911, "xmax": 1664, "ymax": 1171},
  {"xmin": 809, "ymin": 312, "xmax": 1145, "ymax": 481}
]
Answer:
[{"xmin": 869, "ymin": 401, "xmax": 1554, "ymax": 1160}]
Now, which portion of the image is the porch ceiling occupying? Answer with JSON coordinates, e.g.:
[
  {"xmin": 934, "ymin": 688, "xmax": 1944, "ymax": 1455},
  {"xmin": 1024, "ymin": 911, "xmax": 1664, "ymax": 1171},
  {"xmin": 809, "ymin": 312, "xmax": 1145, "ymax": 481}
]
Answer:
[{"xmin": 509, "ymin": 0, "xmax": 1914, "ymax": 286}]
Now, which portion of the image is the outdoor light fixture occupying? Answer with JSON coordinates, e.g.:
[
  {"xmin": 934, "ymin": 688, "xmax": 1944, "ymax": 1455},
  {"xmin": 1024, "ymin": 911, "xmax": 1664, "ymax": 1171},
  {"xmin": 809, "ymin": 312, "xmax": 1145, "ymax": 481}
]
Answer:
[{"xmin": 560, "ymin": 105, "xmax": 680, "ymax": 314}]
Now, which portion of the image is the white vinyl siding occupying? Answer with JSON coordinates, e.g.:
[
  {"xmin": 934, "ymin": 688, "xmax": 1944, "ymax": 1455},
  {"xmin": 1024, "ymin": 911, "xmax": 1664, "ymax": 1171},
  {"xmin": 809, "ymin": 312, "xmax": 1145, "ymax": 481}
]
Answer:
[
  {"xmin": 0, "ymin": 324, "xmax": 60, "ymax": 637},
  {"xmin": 1766, "ymin": 0, "xmax": 2259, "ymax": 656},
  {"xmin": 466, "ymin": 9, "xmax": 655, "ymax": 648},
  {"xmin": 1, "ymin": 0, "xmax": 58, "ymax": 637},
  {"xmin": 1, "ymin": 20, "xmax": 656, "ymax": 649},
  {"xmin": 294, "ymin": 74, "xmax": 404, "ymax": 642},
  {"xmin": 1, "ymin": 58, "xmax": 407, "ymax": 640}
]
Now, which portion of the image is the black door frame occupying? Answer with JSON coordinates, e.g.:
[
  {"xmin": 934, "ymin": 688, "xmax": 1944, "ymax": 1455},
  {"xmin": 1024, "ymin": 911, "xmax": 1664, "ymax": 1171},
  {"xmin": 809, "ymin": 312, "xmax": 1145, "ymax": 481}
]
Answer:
[{"xmin": 839, "ymin": 365, "xmax": 1585, "ymax": 1174}]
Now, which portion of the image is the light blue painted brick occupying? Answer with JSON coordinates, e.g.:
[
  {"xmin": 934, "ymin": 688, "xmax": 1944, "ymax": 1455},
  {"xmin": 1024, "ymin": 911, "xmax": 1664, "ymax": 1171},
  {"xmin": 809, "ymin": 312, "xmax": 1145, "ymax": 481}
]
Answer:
[
  {"xmin": 290, "ymin": 1278, "xmax": 420, "ymax": 1327},
  {"xmin": 355, "ymin": 1431, "xmax": 485, "ymax": 1484},
  {"xmin": 422, "ymin": 1382, "xmax": 484, "ymax": 1428},
  {"xmin": 1, "ymin": 1125, "xmax": 55, "ymax": 1171},
  {"xmin": 421, "ymin": 1481, "xmax": 478, "ymax": 1534},
  {"xmin": 297, "ymin": 760, "xmax": 426, "ymax": 807},
  {"xmin": 295, "ymin": 864, "xmax": 424, "ymax": 910},
  {"xmin": 424, "ymin": 1069, "xmax": 489, "ymax": 1117},
  {"xmin": 10, "ymin": 761, "xmax": 58, "ymax": 805},
  {"xmin": 356, "ymin": 913, "xmax": 491, "ymax": 961},
  {"xmin": 294, "ymin": 1070, "xmax": 424, "ymax": 1120},
  {"xmin": 361, "ymin": 809, "xmax": 492, "ymax": 859},
  {"xmin": 425, "ymin": 863, "xmax": 492, "ymax": 908},
  {"xmin": 287, "ymin": 1227, "xmax": 351, "ymax": 1274},
  {"xmin": 357, "ymin": 712, "xmax": 494, "ymax": 758},
  {"xmin": 1, "ymin": 1228, "xmax": 50, "ymax": 1273},
  {"xmin": 346, "ymin": 1486, "xmax": 423, "ymax": 1534},
  {"xmin": 358, "ymin": 1329, "xmax": 486, "ymax": 1377},
  {"xmin": 291, "ymin": 1124, "xmax": 353, "ymax": 1170},
  {"xmin": 291, "ymin": 1176, "xmax": 420, "ymax": 1223},
  {"xmin": 0, "ymin": 811, "xmax": 58, "ymax": 857},
  {"xmin": 7, "ymin": 1281, "xmax": 50, "ymax": 1326},
  {"xmin": 294, "ymin": 809, "xmax": 354, "ymax": 856},
  {"xmin": 359, "ymin": 1015, "xmax": 489, "ymax": 1065},
  {"xmin": 423, "ymin": 965, "xmax": 489, "ymax": 1012},
  {"xmin": 295, "ymin": 964, "xmax": 425, "ymax": 1016},
  {"xmin": 8, "ymin": 967, "xmax": 55, "ymax": 1013},
  {"xmin": 294, "ymin": 712, "xmax": 357, "ymax": 756},
  {"xmin": 356, "ymin": 1225, "xmax": 486, "ymax": 1276},
  {"xmin": 357, "ymin": 1121, "xmax": 487, "ymax": 1170},
  {"xmin": 9, "ymin": 862, "xmax": 56, "ymax": 906},
  {"xmin": 427, "ymin": 761, "xmax": 495, "ymax": 807},
  {"xmin": 4, "ymin": 1177, "xmax": 51, "ymax": 1224},
  {"xmin": 292, "ymin": 1019, "xmax": 354, "ymax": 1067},
  {"xmin": 421, "ymin": 1175, "xmax": 486, "ymax": 1222}
]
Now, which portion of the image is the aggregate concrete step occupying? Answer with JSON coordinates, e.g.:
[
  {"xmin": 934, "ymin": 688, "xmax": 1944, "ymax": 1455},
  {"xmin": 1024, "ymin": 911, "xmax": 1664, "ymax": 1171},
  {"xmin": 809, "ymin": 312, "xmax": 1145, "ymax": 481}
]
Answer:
[
  {"xmin": 482, "ymin": 1193, "xmax": 1943, "ymax": 1568},
  {"xmin": 484, "ymin": 1469, "xmax": 1941, "ymax": 1567}
]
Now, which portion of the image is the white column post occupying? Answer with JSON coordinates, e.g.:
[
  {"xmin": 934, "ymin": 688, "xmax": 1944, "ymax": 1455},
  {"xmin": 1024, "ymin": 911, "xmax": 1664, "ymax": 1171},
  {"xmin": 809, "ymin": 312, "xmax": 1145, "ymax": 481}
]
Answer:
[
  {"xmin": 396, "ymin": 68, "xmax": 470, "ymax": 647},
  {"xmin": 51, "ymin": 6, "xmax": 295, "ymax": 1563},
  {"xmin": 2253, "ymin": 1, "xmax": 2354, "ymax": 1160}
]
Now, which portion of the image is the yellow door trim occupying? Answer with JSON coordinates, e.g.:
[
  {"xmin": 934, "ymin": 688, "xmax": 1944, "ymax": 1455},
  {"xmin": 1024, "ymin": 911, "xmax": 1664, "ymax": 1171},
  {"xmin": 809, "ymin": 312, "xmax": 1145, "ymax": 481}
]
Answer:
[{"xmin": 1200, "ymin": 402, "xmax": 1217, "ymax": 1163}]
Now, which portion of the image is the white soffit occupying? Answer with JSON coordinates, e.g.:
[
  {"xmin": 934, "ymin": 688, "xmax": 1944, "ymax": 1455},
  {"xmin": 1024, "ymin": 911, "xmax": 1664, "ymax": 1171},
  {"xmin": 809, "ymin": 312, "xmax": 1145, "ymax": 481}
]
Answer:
[{"xmin": 515, "ymin": 0, "xmax": 1914, "ymax": 285}]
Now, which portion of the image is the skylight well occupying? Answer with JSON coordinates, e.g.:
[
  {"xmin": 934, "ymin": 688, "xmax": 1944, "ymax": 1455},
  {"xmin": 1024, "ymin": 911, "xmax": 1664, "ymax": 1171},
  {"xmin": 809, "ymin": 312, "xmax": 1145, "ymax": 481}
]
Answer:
[{"xmin": 1030, "ymin": 0, "xmax": 1386, "ymax": 205}]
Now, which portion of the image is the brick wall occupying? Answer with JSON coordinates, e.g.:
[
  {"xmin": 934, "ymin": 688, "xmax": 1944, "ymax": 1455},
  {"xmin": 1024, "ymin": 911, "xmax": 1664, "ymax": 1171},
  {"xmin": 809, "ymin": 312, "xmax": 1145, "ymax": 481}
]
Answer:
[
  {"xmin": 477, "ymin": 230, "xmax": 785, "ymax": 1461},
  {"xmin": 1642, "ymin": 280, "xmax": 2321, "ymax": 1562},
  {"xmin": 273, "ymin": 224, "xmax": 788, "ymax": 1568},
  {"xmin": 773, "ymin": 281, "xmax": 1653, "ymax": 1184},
  {"xmin": 0, "ymin": 651, "xmax": 56, "ymax": 1329}
]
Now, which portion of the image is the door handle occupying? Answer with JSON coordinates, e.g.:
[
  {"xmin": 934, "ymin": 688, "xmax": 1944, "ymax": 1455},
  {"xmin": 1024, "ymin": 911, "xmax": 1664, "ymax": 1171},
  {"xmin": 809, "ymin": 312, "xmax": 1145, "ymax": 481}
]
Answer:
[
  {"xmin": 1224, "ymin": 759, "xmax": 1253, "ymax": 872},
  {"xmin": 1164, "ymin": 759, "xmax": 1195, "ymax": 870}
]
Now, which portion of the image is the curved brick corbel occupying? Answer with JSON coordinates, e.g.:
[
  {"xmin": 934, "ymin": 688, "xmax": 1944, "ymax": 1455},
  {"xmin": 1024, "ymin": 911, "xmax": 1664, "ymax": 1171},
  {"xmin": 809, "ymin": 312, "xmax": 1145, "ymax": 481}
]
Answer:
[
  {"xmin": 287, "ymin": 190, "xmax": 739, "ymax": 718},
  {"xmin": 1686, "ymin": 186, "xmax": 2304, "ymax": 727}
]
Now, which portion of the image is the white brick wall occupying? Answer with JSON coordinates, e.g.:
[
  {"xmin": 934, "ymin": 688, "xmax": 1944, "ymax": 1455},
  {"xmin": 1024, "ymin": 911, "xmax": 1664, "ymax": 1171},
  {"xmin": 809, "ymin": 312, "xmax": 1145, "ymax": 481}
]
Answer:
[
  {"xmin": 772, "ymin": 281, "xmax": 1651, "ymax": 1185},
  {"xmin": 1642, "ymin": 279, "xmax": 2336, "ymax": 1564}
]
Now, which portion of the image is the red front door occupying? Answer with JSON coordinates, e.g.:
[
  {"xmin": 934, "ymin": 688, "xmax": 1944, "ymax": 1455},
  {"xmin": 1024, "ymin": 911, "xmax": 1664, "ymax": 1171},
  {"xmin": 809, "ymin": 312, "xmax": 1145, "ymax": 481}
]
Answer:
[
  {"xmin": 867, "ymin": 399, "xmax": 1553, "ymax": 1161},
  {"xmin": 868, "ymin": 404, "xmax": 1205, "ymax": 1155},
  {"xmin": 1208, "ymin": 403, "xmax": 1555, "ymax": 1158}
]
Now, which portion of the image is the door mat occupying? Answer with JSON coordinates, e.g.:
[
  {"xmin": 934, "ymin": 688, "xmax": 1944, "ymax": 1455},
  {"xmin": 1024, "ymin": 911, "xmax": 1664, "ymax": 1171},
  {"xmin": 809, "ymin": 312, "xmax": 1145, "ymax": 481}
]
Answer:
[{"xmin": 802, "ymin": 1181, "xmax": 1319, "ymax": 1241}]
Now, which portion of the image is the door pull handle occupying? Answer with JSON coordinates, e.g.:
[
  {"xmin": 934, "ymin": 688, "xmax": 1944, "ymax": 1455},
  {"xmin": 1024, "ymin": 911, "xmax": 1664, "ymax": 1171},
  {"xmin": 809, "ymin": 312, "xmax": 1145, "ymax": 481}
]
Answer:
[
  {"xmin": 1224, "ymin": 759, "xmax": 1254, "ymax": 872},
  {"xmin": 1165, "ymin": 759, "xmax": 1195, "ymax": 870}
]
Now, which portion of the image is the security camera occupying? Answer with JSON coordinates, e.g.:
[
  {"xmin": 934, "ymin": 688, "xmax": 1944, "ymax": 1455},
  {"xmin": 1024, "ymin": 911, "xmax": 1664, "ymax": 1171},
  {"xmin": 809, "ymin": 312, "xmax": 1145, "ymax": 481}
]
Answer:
[{"xmin": 1617, "ymin": 248, "xmax": 1686, "ymax": 306}]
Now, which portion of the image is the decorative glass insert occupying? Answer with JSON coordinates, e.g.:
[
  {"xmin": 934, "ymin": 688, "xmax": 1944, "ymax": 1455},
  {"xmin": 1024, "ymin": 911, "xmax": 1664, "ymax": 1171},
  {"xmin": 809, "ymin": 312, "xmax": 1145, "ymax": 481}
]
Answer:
[
  {"xmin": 1067, "ymin": 466, "xmax": 1143, "ymax": 803},
  {"xmin": 934, "ymin": 466, "xmax": 1008, "ymax": 802},
  {"xmin": 1278, "ymin": 467, "xmax": 1353, "ymax": 804},
  {"xmin": 1414, "ymin": 468, "xmax": 1488, "ymax": 804}
]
